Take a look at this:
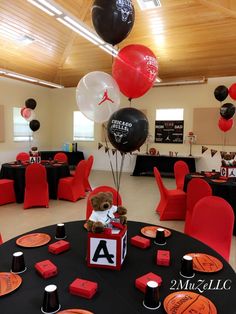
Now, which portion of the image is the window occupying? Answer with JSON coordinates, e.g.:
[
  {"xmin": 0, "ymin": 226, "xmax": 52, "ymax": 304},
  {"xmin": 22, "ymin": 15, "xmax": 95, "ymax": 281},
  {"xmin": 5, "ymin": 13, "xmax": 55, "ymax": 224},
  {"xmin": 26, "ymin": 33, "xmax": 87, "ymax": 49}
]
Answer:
[
  {"xmin": 156, "ymin": 108, "xmax": 184, "ymax": 121},
  {"xmin": 13, "ymin": 107, "xmax": 32, "ymax": 141},
  {"xmin": 73, "ymin": 111, "xmax": 94, "ymax": 141}
]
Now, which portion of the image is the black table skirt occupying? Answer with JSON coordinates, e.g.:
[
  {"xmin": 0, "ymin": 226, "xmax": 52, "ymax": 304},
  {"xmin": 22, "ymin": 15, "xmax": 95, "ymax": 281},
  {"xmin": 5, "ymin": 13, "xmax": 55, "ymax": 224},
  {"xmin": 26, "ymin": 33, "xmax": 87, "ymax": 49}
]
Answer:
[
  {"xmin": 0, "ymin": 163, "xmax": 70, "ymax": 203},
  {"xmin": 132, "ymin": 155, "xmax": 196, "ymax": 177},
  {"xmin": 184, "ymin": 174, "xmax": 236, "ymax": 235},
  {"xmin": 0, "ymin": 221, "xmax": 235, "ymax": 314}
]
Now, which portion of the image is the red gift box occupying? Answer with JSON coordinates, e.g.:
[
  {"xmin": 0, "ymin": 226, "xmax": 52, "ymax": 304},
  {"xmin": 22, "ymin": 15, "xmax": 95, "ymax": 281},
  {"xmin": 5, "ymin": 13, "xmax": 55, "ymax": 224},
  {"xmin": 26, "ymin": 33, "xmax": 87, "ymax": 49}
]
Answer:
[
  {"xmin": 48, "ymin": 240, "xmax": 70, "ymax": 255},
  {"xmin": 130, "ymin": 235, "xmax": 150, "ymax": 249},
  {"xmin": 135, "ymin": 272, "xmax": 162, "ymax": 293},
  {"xmin": 34, "ymin": 260, "xmax": 58, "ymax": 279},
  {"xmin": 69, "ymin": 278, "xmax": 98, "ymax": 299},
  {"xmin": 156, "ymin": 250, "xmax": 170, "ymax": 266}
]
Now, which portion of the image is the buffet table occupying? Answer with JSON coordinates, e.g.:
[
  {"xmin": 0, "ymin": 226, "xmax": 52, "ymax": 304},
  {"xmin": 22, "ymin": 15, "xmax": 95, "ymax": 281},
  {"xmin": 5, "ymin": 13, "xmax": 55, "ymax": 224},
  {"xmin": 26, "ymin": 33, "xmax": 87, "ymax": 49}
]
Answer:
[
  {"xmin": 0, "ymin": 162, "xmax": 70, "ymax": 203},
  {"xmin": 132, "ymin": 154, "xmax": 197, "ymax": 177},
  {"xmin": 0, "ymin": 221, "xmax": 235, "ymax": 313},
  {"xmin": 184, "ymin": 173, "xmax": 236, "ymax": 235}
]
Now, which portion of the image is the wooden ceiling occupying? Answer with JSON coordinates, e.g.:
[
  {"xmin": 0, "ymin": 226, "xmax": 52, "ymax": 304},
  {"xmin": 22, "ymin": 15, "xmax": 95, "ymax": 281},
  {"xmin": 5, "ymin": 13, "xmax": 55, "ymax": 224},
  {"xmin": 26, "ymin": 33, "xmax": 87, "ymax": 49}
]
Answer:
[{"xmin": 0, "ymin": 0, "xmax": 236, "ymax": 87}]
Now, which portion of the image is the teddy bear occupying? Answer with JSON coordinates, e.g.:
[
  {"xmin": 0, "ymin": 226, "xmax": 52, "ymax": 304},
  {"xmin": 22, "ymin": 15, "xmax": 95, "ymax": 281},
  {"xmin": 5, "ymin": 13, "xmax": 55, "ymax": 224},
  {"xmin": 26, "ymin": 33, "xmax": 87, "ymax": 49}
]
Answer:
[
  {"xmin": 86, "ymin": 191, "xmax": 127, "ymax": 233},
  {"xmin": 221, "ymin": 153, "xmax": 236, "ymax": 167}
]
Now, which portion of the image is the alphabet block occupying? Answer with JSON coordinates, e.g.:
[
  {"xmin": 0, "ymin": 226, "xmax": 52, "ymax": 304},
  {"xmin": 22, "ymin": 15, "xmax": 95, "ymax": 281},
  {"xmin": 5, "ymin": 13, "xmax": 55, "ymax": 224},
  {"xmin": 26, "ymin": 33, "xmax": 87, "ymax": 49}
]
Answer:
[
  {"xmin": 220, "ymin": 166, "xmax": 236, "ymax": 178},
  {"xmin": 87, "ymin": 226, "xmax": 127, "ymax": 270}
]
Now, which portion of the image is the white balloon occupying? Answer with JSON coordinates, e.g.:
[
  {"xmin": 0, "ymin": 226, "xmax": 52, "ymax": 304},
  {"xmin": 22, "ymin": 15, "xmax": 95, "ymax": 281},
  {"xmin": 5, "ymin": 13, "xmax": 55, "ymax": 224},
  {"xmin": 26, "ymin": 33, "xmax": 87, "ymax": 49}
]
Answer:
[{"xmin": 76, "ymin": 71, "xmax": 120, "ymax": 123}]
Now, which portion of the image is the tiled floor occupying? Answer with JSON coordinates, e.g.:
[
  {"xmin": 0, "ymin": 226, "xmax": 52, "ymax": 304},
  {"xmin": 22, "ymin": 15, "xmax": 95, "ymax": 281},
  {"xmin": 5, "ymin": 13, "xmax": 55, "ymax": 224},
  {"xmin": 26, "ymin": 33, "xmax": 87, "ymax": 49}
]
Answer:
[{"xmin": 0, "ymin": 170, "xmax": 235, "ymax": 270}]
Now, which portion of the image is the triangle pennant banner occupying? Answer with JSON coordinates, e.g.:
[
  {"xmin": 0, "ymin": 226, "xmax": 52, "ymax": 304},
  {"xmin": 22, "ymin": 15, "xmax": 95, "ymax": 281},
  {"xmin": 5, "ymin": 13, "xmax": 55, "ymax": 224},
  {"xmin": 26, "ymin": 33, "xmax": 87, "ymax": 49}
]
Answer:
[
  {"xmin": 211, "ymin": 149, "xmax": 218, "ymax": 157},
  {"xmin": 98, "ymin": 142, "xmax": 103, "ymax": 150},
  {"xmin": 230, "ymin": 152, "xmax": 236, "ymax": 159},
  {"xmin": 202, "ymin": 146, "xmax": 208, "ymax": 154},
  {"xmin": 112, "ymin": 149, "xmax": 116, "ymax": 155},
  {"xmin": 105, "ymin": 147, "xmax": 109, "ymax": 153}
]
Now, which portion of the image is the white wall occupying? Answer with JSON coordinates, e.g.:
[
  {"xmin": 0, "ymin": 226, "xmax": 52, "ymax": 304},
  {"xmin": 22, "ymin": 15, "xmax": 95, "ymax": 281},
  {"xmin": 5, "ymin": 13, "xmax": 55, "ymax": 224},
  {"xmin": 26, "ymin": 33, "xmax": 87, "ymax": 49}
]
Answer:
[
  {"xmin": 0, "ymin": 77, "xmax": 52, "ymax": 165},
  {"xmin": 1, "ymin": 75, "xmax": 236, "ymax": 173}
]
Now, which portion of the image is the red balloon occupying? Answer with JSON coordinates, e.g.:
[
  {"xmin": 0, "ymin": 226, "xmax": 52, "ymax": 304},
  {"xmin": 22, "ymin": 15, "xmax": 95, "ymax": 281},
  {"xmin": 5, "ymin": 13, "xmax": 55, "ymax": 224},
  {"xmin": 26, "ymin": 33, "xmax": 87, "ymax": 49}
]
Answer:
[
  {"xmin": 21, "ymin": 108, "xmax": 32, "ymax": 120},
  {"xmin": 229, "ymin": 83, "xmax": 236, "ymax": 100},
  {"xmin": 112, "ymin": 44, "xmax": 158, "ymax": 99},
  {"xmin": 20, "ymin": 107, "xmax": 26, "ymax": 117},
  {"xmin": 218, "ymin": 117, "xmax": 234, "ymax": 132}
]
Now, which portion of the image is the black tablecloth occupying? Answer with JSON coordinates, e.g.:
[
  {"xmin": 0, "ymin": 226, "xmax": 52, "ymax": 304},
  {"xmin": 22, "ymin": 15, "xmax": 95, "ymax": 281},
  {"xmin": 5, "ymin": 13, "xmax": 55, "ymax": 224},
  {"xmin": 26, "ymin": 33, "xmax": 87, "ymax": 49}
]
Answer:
[
  {"xmin": 40, "ymin": 151, "xmax": 84, "ymax": 167},
  {"xmin": 0, "ymin": 221, "xmax": 235, "ymax": 314},
  {"xmin": 184, "ymin": 173, "xmax": 236, "ymax": 235},
  {"xmin": 132, "ymin": 155, "xmax": 196, "ymax": 177},
  {"xmin": 0, "ymin": 163, "xmax": 70, "ymax": 203}
]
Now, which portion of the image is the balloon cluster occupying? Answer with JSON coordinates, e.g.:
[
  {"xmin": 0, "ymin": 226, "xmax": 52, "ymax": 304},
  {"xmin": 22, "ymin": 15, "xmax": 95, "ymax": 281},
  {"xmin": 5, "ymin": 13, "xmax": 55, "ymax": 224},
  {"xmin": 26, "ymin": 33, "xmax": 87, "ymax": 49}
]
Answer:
[
  {"xmin": 75, "ymin": 0, "xmax": 154, "ymax": 154},
  {"xmin": 21, "ymin": 98, "xmax": 40, "ymax": 132},
  {"xmin": 214, "ymin": 85, "xmax": 236, "ymax": 132}
]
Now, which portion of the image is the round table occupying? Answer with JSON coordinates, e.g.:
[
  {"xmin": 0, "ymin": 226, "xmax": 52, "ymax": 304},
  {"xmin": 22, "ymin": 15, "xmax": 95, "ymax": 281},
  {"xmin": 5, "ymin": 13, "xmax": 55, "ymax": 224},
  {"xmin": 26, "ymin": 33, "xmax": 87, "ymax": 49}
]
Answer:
[
  {"xmin": 0, "ymin": 162, "xmax": 70, "ymax": 203},
  {"xmin": 0, "ymin": 221, "xmax": 235, "ymax": 313}
]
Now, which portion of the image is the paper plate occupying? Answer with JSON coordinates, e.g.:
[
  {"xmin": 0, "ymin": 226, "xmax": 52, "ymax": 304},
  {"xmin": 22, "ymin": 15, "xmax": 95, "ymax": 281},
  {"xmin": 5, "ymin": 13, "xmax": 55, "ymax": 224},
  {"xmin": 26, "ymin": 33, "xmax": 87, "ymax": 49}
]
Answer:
[
  {"xmin": 211, "ymin": 179, "xmax": 226, "ymax": 183},
  {"xmin": 164, "ymin": 291, "xmax": 217, "ymax": 314},
  {"xmin": 58, "ymin": 310, "xmax": 93, "ymax": 314},
  {"xmin": 187, "ymin": 253, "xmax": 223, "ymax": 273},
  {"xmin": 16, "ymin": 233, "xmax": 51, "ymax": 247},
  {"xmin": 140, "ymin": 226, "xmax": 171, "ymax": 238},
  {"xmin": 0, "ymin": 272, "xmax": 22, "ymax": 296}
]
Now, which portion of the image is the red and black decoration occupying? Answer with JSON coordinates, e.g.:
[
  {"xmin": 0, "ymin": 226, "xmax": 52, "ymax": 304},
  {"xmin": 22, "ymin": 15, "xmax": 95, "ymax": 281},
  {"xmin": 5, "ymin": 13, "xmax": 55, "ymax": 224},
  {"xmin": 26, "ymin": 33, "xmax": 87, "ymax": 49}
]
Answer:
[{"xmin": 20, "ymin": 98, "xmax": 40, "ymax": 132}]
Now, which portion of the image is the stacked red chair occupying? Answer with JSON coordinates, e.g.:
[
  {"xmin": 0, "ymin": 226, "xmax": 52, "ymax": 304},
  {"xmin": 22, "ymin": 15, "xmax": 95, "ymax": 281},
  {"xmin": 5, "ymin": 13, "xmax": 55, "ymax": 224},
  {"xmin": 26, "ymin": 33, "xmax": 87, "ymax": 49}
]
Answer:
[
  {"xmin": 154, "ymin": 167, "xmax": 186, "ymax": 220},
  {"xmin": 184, "ymin": 178, "xmax": 212, "ymax": 235},
  {"xmin": 86, "ymin": 185, "xmax": 122, "ymax": 220},
  {"xmin": 174, "ymin": 160, "xmax": 189, "ymax": 190},
  {"xmin": 16, "ymin": 152, "xmax": 30, "ymax": 162},
  {"xmin": 53, "ymin": 152, "xmax": 68, "ymax": 163},
  {"xmin": 84, "ymin": 155, "xmax": 94, "ymax": 192},
  {"xmin": 0, "ymin": 179, "xmax": 16, "ymax": 205},
  {"xmin": 189, "ymin": 196, "xmax": 234, "ymax": 261},
  {"xmin": 24, "ymin": 163, "xmax": 49, "ymax": 209},
  {"xmin": 0, "ymin": 233, "xmax": 3, "ymax": 244},
  {"xmin": 58, "ymin": 160, "xmax": 86, "ymax": 202}
]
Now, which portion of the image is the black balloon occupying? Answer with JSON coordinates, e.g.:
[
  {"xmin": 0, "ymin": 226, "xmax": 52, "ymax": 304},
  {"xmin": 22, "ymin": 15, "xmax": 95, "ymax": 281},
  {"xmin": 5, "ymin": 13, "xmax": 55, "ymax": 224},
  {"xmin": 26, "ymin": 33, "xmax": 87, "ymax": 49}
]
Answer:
[
  {"xmin": 107, "ymin": 107, "xmax": 149, "ymax": 153},
  {"xmin": 29, "ymin": 119, "xmax": 40, "ymax": 132},
  {"xmin": 214, "ymin": 85, "xmax": 228, "ymax": 102},
  {"xmin": 220, "ymin": 103, "xmax": 235, "ymax": 120},
  {"xmin": 25, "ymin": 98, "xmax": 37, "ymax": 110},
  {"xmin": 92, "ymin": 0, "xmax": 135, "ymax": 45}
]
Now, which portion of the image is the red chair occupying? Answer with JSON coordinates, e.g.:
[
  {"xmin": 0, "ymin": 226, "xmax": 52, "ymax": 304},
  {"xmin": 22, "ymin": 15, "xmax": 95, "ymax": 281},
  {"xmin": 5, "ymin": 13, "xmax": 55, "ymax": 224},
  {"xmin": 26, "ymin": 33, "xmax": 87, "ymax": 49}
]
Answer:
[
  {"xmin": 24, "ymin": 164, "xmax": 49, "ymax": 209},
  {"xmin": 84, "ymin": 155, "xmax": 94, "ymax": 192},
  {"xmin": 57, "ymin": 160, "xmax": 86, "ymax": 202},
  {"xmin": 154, "ymin": 167, "xmax": 186, "ymax": 220},
  {"xmin": 54, "ymin": 152, "xmax": 68, "ymax": 163},
  {"xmin": 0, "ymin": 179, "xmax": 16, "ymax": 205},
  {"xmin": 86, "ymin": 185, "xmax": 122, "ymax": 220},
  {"xmin": 189, "ymin": 196, "xmax": 234, "ymax": 261},
  {"xmin": 0, "ymin": 233, "xmax": 2, "ymax": 244},
  {"xmin": 184, "ymin": 178, "xmax": 212, "ymax": 235},
  {"xmin": 174, "ymin": 160, "xmax": 189, "ymax": 190},
  {"xmin": 16, "ymin": 152, "xmax": 30, "ymax": 162}
]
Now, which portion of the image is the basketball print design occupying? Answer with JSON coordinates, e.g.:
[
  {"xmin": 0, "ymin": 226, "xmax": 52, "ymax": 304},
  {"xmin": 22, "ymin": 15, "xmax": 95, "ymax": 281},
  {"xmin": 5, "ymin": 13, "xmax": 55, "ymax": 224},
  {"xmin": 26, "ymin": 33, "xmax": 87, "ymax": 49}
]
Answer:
[
  {"xmin": 187, "ymin": 253, "xmax": 223, "ymax": 273},
  {"xmin": 164, "ymin": 291, "xmax": 217, "ymax": 314}
]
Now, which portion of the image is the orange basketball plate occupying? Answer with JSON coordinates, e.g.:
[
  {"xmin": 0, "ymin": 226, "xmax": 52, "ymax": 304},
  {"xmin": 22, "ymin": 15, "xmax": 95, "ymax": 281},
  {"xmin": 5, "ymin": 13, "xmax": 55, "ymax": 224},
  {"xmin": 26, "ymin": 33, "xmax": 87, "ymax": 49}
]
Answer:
[
  {"xmin": 187, "ymin": 253, "xmax": 223, "ymax": 273},
  {"xmin": 0, "ymin": 272, "xmax": 22, "ymax": 296},
  {"xmin": 140, "ymin": 226, "xmax": 171, "ymax": 238},
  {"xmin": 16, "ymin": 233, "xmax": 51, "ymax": 247},
  {"xmin": 164, "ymin": 291, "xmax": 217, "ymax": 314}
]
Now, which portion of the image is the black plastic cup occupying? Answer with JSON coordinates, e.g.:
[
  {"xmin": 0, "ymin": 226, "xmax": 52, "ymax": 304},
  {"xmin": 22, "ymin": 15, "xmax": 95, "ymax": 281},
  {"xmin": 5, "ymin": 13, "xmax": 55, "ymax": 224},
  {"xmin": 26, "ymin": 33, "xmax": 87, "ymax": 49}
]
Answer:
[
  {"xmin": 11, "ymin": 251, "xmax": 27, "ymax": 274},
  {"xmin": 55, "ymin": 223, "xmax": 66, "ymax": 240},
  {"xmin": 154, "ymin": 228, "xmax": 166, "ymax": 245},
  {"xmin": 143, "ymin": 281, "xmax": 161, "ymax": 310},
  {"xmin": 180, "ymin": 255, "xmax": 195, "ymax": 278},
  {"xmin": 41, "ymin": 284, "xmax": 61, "ymax": 314}
]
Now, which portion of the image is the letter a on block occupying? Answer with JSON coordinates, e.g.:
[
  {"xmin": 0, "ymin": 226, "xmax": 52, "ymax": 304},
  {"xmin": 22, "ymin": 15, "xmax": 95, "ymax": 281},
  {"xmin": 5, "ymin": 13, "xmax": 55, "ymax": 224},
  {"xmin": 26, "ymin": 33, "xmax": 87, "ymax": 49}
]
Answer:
[{"xmin": 92, "ymin": 240, "xmax": 115, "ymax": 264}]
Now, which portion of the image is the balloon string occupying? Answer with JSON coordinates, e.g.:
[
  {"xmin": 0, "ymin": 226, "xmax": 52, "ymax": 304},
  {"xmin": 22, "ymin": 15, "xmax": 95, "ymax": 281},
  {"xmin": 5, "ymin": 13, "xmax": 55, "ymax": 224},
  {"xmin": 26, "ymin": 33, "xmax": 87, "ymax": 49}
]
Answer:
[
  {"xmin": 103, "ymin": 127, "xmax": 117, "ymax": 188},
  {"xmin": 115, "ymin": 150, "xmax": 119, "ymax": 190},
  {"xmin": 117, "ymin": 153, "xmax": 125, "ymax": 194},
  {"xmin": 128, "ymin": 98, "xmax": 132, "ymax": 107}
]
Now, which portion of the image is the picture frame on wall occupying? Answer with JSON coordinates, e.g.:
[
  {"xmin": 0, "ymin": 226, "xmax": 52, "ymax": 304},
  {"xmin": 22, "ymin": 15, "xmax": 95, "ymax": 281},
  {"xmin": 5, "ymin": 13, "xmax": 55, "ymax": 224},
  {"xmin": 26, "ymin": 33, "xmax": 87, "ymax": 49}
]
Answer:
[{"xmin": 155, "ymin": 120, "xmax": 184, "ymax": 143}]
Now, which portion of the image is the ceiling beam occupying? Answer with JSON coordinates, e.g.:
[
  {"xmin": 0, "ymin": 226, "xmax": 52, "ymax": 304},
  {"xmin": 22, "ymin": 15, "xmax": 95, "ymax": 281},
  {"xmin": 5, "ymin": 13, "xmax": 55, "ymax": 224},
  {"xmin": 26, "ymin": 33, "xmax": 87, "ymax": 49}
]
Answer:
[
  {"xmin": 199, "ymin": 0, "xmax": 236, "ymax": 18},
  {"xmin": 53, "ymin": 0, "xmax": 93, "ymax": 83}
]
